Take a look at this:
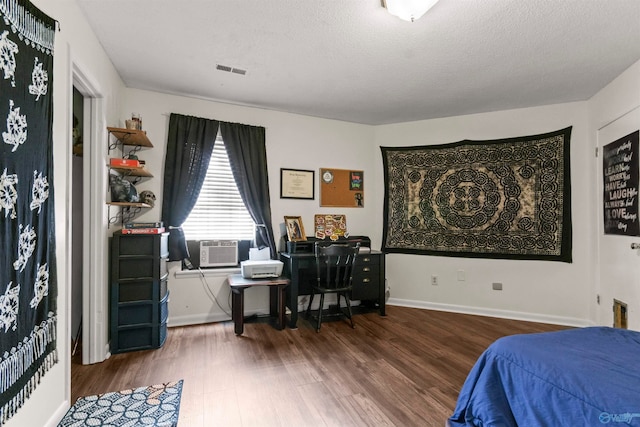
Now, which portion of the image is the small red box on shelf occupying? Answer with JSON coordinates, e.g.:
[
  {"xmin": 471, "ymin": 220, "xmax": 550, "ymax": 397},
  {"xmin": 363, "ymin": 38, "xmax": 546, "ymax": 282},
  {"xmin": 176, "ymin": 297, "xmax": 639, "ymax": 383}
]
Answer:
[{"xmin": 110, "ymin": 158, "xmax": 140, "ymax": 168}]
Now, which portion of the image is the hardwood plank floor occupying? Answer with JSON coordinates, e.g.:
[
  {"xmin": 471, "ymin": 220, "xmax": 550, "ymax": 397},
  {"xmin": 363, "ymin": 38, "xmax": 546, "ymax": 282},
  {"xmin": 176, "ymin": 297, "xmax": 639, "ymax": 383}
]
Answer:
[{"xmin": 71, "ymin": 306, "xmax": 567, "ymax": 426}]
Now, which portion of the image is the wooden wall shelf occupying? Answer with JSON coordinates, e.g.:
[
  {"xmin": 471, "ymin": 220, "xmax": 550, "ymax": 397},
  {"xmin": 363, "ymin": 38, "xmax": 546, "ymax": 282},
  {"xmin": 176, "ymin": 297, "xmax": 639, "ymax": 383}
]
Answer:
[
  {"xmin": 109, "ymin": 165, "xmax": 153, "ymax": 178},
  {"xmin": 107, "ymin": 127, "xmax": 153, "ymax": 147},
  {"xmin": 107, "ymin": 201, "xmax": 152, "ymax": 208}
]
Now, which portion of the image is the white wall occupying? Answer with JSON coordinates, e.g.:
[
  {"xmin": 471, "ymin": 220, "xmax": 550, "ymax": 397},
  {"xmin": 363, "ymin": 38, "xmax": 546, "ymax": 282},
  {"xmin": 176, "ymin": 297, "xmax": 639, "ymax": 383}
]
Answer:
[
  {"xmin": 590, "ymin": 59, "xmax": 640, "ymax": 330},
  {"xmin": 373, "ymin": 103, "xmax": 594, "ymax": 326},
  {"xmin": 4, "ymin": 1, "xmax": 125, "ymax": 426},
  {"xmin": 120, "ymin": 88, "xmax": 375, "ymax": 325},
  {"xmin": 121, "ymin": 89, "xmax": 600, "ymax": 328}
]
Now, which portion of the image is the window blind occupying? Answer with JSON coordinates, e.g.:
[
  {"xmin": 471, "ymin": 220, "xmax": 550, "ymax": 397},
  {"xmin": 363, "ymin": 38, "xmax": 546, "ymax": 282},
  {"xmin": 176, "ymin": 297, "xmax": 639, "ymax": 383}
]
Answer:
[{"xmin": 181, "ymin": 138, "xmax": 255, "ymax": 240}]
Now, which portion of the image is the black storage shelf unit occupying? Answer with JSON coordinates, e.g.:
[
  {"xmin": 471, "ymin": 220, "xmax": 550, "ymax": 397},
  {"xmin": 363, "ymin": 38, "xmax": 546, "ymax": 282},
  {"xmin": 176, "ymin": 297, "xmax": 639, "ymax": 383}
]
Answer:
[{"xmin": 110, "ymin": 232, "xmax": 169, "ymax": 353}]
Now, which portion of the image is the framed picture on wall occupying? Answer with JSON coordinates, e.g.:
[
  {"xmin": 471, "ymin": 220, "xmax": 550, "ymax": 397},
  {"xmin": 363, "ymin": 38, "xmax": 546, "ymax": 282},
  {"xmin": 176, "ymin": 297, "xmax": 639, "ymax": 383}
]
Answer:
[{"xmin": 280, "ymin": 168, "xmax": 315, "ymax": 199}]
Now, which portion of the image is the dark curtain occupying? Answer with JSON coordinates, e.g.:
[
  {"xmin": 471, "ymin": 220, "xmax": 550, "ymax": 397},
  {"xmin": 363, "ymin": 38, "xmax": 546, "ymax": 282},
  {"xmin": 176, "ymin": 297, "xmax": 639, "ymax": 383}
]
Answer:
[
  {"xmin": 220, "ymin": 122, "xmax": 277, "ymax": 258},
  {"xmin": 161, "ymin": 114, "xmax": 219, "ymax": 260},
  {"xmin": 0, "ymin": 1, "xmax": 57, "ymax": 425}
]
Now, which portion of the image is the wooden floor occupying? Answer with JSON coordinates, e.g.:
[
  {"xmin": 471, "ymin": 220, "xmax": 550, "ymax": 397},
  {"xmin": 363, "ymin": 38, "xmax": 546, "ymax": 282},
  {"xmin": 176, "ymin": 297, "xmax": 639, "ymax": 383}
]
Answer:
[{"xmin": 71, "ymin": 306, "xmax": 567, "ymax": 426}]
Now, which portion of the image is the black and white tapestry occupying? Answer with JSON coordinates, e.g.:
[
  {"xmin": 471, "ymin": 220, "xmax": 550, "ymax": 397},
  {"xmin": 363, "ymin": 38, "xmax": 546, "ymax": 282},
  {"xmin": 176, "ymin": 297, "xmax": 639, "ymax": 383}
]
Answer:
[
  {"xmin": 381, "ymin": 127, "xmax": 572, "ymax": 262},
  {"xmin": 0, "ymin": 1, "xmax": 57, "ymax": 425}
]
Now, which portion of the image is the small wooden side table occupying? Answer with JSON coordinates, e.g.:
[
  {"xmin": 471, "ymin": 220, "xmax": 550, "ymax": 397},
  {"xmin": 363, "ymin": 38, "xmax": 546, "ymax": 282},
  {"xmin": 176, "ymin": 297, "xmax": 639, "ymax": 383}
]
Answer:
[{"xmin": 227, "ymin": 274, "xmax": 290, "ymax": 335}]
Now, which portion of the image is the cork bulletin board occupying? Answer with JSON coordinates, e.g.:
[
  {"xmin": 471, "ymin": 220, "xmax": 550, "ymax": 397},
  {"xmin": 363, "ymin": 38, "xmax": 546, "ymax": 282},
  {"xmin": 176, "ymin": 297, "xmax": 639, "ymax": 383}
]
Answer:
[{"xmin": 320, "ymin": 168, "xmax": 364, "ymax": 207}]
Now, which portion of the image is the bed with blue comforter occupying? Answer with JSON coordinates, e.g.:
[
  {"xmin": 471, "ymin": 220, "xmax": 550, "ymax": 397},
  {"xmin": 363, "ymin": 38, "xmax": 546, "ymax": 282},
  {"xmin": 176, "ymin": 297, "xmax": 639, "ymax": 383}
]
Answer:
[{"xmin": 448, "ymin": 327, "xmax": 640, "ymax": 426}]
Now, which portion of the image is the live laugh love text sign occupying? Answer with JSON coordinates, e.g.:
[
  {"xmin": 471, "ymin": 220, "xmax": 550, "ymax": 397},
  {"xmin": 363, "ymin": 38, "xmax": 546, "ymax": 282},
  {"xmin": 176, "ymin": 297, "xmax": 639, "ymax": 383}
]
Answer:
[{"xmin": 603, "ymin": 130, "xmax": 640, "ymax": 235}]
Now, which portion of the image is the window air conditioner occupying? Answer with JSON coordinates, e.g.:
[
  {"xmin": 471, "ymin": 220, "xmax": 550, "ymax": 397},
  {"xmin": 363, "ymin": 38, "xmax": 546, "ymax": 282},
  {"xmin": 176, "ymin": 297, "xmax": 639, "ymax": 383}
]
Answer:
[{"xmin": 199, "ymin": 240, "xmax": 238, "ymax": 267}]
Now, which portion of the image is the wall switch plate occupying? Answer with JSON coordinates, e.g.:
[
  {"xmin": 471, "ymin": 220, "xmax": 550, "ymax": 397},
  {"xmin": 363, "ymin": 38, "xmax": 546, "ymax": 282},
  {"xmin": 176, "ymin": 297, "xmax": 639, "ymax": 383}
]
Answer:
[{"xmin": 457, "ymin": 270, "xmax": 466, "ymax": 281}]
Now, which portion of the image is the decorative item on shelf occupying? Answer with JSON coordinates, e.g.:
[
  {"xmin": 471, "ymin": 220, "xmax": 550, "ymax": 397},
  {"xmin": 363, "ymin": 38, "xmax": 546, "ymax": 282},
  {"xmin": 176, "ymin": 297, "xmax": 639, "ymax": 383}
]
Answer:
[
  {"xmin": 110, "ymin": 158, "xmax": 140, "ymax": 168},
  {"xmin": 125, "ymin": 113, "xmax": 142, "ymax": 130},
  {"xmin": 132, "ymin": 112, "xmax": 142, "ymax": 129},
  {"xmin": 284, "ymin": 216, "xmax": 306, "ymax": 242},
  {"xmin": 109, "ymin": 174, "xmax": 139, "ymax": 203},
  {"xmin": 139, "ymin": 190, "xmax": 156, "ymax": 208},
  {"xmin": 124, "ymin": 221, "xmax": 164, "ymax": 229}
]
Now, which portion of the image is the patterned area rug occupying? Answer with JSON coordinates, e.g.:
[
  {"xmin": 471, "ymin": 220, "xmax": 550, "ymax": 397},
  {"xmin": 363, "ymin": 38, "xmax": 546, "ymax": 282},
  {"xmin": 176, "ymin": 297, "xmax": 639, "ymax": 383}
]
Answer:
[
  {"xmin": 381, "ymin": 127, "xmax": 572, "ymax": 262},
  {"xmin": 58, "ymin": 380, "xmax": 183, "ymax": 427}
]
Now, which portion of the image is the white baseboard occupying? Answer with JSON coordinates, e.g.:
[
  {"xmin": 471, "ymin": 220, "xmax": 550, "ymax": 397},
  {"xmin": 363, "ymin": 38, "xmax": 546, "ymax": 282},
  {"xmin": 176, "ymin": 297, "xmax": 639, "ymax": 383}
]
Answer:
[
  {"xmin": 168, "ymin": 312, "xmax": 232, "ymax": 327},
  {"xmin": 46, "ymin": 400, "xmax": 71, "ymax": 427},
  {"xmin": 386, "ymin": 298, "xmax": 594, "ymax": 328},
  {"xmin": 168, "ymin": 297, "xmax": 343, "ymax": 328}
]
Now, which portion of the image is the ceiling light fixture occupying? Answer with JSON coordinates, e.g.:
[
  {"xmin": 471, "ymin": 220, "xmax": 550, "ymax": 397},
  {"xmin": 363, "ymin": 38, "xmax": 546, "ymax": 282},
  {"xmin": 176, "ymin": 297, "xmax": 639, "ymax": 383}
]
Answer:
[{"xmin": 381, "ymin": 0, "xmax": 440, "ymax": 22}]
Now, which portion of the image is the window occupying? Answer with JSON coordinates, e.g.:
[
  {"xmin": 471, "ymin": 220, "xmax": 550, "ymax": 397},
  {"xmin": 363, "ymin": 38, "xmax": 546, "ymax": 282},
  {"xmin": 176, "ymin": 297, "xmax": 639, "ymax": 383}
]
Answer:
[{"xmin": 181, "ymin": 137, "xmax": 255, "ymax": 240}]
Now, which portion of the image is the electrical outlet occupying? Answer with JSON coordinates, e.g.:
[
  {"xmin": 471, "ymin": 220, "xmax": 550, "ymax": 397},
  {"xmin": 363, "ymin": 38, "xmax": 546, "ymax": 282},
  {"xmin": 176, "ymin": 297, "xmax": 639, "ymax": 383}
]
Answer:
[
  {"xmin": 457, "ymin": 270, "xmax": 466, "ymax": 281},
  {"xmin": 492, "ymin": 282, "xmax": 503, "ymax": 291},
  {"xmin": 431, "ymin": 275, "xmax": 438, "ymax": 286}
]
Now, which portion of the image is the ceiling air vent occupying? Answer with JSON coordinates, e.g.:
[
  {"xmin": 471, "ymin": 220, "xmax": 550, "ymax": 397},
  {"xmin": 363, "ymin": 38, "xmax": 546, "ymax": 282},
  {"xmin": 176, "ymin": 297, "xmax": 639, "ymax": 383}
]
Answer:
[{"xmin": 216, "ymin": 64, "xmax": 246, "ymax": 75}]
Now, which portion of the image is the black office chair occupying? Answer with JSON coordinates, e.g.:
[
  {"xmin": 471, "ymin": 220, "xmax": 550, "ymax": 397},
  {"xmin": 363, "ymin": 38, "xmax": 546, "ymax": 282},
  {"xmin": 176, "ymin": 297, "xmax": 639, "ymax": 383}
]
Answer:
[{"xmin": 306, "ymin": 241, "xmax": 360, "ymax": 332}]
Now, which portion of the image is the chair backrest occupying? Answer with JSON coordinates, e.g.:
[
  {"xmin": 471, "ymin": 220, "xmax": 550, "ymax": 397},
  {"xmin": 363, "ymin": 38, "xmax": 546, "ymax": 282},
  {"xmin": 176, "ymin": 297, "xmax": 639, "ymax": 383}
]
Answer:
[{"xmin": 314, "ymin": 242, "xmax": 360, "ymax": 291}]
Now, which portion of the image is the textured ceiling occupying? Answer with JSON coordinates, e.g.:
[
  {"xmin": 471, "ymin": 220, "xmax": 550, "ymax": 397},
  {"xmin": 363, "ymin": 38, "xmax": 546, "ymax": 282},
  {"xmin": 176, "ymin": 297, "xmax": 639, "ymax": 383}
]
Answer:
[{"xmin": 76, "ymin": 0, "xmax": 640, "ymax": 125}]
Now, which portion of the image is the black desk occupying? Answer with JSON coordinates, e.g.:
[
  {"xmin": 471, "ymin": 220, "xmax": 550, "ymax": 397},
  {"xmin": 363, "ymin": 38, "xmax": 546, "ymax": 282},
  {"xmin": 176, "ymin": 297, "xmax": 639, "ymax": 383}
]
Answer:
[{"xmin": 279, "ymin": 250, "xmax": 386, "ymax": 328}]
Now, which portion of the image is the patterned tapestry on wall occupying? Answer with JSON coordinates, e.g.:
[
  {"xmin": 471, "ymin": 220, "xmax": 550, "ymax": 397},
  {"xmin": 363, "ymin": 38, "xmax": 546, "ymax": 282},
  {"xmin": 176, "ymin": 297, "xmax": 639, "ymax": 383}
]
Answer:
[
  {"xmin": 381, "ymin": 127, "xmax": 572, "ymax": 262},
  {"xmin": 0, "ymin": 1, "xmax": 57, "ymax": 425}
]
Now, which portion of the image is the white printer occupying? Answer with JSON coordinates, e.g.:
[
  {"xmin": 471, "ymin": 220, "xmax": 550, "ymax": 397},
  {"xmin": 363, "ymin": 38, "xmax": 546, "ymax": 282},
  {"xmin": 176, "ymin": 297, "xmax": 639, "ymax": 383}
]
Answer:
[{"xmin": 241, "ymin": 260, "xmax": 284, "ymax": 279}]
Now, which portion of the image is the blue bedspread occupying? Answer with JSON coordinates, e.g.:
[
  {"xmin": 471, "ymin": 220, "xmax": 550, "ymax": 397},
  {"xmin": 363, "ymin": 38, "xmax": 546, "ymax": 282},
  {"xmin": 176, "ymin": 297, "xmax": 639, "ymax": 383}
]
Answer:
[{"xmin": 448, "ymin": 327, "xmax": 640, "ymax": 426}]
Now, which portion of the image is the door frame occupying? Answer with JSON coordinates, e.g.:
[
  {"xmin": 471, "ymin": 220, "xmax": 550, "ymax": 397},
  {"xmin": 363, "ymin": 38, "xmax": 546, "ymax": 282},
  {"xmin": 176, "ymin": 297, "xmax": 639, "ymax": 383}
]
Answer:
[{"xmin": 71, "ymin": 62, "xmax": 109, "ymax": 364}]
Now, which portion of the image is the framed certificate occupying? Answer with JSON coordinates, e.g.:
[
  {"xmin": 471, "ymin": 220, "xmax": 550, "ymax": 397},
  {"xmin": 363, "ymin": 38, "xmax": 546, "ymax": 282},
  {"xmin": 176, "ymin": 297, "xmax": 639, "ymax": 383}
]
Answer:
[{"xmin": 280, "ymin": 168, "xmax": 315, "ymax": 199}]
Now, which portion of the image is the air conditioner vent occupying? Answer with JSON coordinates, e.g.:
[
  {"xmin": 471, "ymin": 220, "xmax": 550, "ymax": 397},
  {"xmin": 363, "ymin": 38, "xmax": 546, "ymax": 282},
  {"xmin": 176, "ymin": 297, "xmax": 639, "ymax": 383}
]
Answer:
[
  {"xmin": 216, "ymin": 64, "xmax": 246, "ymax": 76},
  {"xmin": 200, "ymin": 240, "xmax": 238, "ymax": 267}
]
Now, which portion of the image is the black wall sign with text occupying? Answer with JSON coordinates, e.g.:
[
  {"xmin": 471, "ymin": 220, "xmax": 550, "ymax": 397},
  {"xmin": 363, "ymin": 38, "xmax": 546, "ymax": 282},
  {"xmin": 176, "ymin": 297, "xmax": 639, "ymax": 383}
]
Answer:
[{"xmin": 603, "ymin": 130, "xmax": 640, "ymax": 235}]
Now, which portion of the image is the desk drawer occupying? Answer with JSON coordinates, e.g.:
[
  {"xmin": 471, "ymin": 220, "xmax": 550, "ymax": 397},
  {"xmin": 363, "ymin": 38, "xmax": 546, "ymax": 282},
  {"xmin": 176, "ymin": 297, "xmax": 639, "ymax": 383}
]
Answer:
[
  {"xmin": 354, "ymin": 264, "xmax": 379, "ymax": 277},
  {"xmin": 117, "ymin": 257, "xmax": 167, "ymax": 280},
  {"xmin": 356, "ymin": 253, "xmax": 380, "ymax": 267},
  {"xmin": 352, "ymin": 266, "xmax": 380, "ymax": 301}
]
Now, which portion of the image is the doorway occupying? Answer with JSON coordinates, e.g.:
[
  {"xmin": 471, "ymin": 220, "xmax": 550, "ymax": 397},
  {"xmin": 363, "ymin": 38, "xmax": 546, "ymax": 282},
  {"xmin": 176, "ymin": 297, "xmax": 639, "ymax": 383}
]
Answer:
[
  {"xmin": 71, "ymin": 87, "xmax": 84, "ymax": 358},
  {"xmin": 613, "ymin": 299, "xmax": 628, "ymax": 329},
  {"xmin": 71, "ymin": 65, "xmax": 109, "ymax": 365}
]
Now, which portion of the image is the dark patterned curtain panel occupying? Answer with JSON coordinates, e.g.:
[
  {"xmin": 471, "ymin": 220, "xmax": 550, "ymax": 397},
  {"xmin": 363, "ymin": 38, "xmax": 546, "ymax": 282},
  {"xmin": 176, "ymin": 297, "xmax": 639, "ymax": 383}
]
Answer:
[
  {"xmin": 381, "ymin": 127, "xmax": 572, "ymax": 262},
  {"xmin": 220, "ymin": 122, "xmax": 277, "ymax": 258},
  {"xmin": 161, "ymin": 113, "xmax": 219, "ymax": 261},
  {"xmin": 0, "ymin": 1, "xmax": 57, "ymax": 425}
]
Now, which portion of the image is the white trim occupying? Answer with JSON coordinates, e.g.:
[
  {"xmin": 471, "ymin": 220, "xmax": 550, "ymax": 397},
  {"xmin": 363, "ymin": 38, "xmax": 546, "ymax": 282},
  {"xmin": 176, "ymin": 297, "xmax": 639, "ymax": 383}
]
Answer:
[
  {"xmin": 71, "ymin": 58, "xmax": 108, "ymax": 365},
  {"xmin": 167, "ymin": 312, "xmax": 232, "ymax": 328},
  {"xmin": 174, "ymin": 267, "xmax": 240, "ymax": 278},
  {"xmin": 43, "ymin": 400, "xmax": 71, "ymax": 427},
  {"xmin": 387, "ymin": 298, "xmax": 593, "ymax": 328}
]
